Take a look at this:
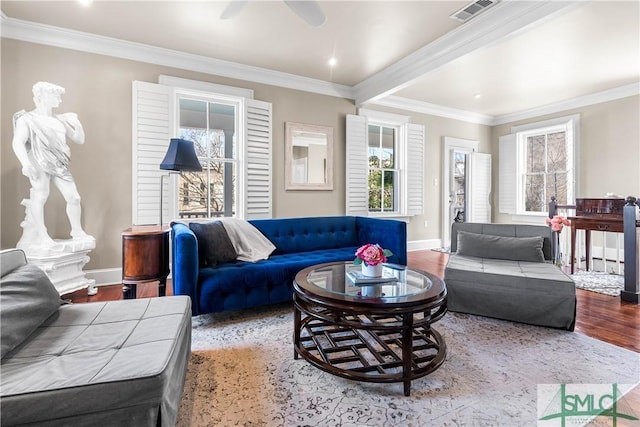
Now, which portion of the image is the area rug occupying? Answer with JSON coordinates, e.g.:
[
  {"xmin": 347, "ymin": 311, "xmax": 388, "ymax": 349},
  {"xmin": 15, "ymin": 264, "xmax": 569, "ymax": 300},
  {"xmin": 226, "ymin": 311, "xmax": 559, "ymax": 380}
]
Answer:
[
  {"xmin": 572, "ymin": 270, "xmax": 625, "ymax": 296},
  {"xmin": 176, "ymin": 303, "xmax": 639, "ymax": 427}
]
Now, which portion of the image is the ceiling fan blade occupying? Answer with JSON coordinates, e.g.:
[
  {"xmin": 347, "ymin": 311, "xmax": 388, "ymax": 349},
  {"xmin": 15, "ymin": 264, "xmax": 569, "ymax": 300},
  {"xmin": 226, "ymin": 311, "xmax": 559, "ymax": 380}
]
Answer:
[
  {"xmin": 220, "ymin": 0, "xmax": 248, "ymax": 20},
  {"xmin": 283, "ymin": 1, "xmax": 326, "ymax": 27}
]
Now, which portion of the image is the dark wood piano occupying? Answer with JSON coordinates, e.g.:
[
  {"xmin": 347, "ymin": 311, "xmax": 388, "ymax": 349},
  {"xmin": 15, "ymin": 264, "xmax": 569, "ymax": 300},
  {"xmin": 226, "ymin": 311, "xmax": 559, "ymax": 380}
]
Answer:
[{"xmin": 568, "ymin": 198, "xmax": 626, "ymax": 274}]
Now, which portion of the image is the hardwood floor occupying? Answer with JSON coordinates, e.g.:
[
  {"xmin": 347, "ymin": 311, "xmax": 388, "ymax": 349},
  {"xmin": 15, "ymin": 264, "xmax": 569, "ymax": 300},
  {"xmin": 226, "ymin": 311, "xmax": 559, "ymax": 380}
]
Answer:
[
  {"xmin": 64, "ymin": 250, "xmax": 639, "ymax": 353},
  {"xmin": 408, "ymin": 250, "xmax": 640, "ymax": 353}
]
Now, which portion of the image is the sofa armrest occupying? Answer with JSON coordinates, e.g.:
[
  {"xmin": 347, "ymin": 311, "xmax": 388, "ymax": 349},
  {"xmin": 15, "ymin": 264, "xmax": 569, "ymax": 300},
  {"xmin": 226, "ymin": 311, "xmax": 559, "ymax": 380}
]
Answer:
[
  {"xmin": 355, "ymin": 217, "xmax": 407, "ymax": 265},
  {"xmin": 171, "ymin": 222, "xmax": 200, "ymax": 315}
]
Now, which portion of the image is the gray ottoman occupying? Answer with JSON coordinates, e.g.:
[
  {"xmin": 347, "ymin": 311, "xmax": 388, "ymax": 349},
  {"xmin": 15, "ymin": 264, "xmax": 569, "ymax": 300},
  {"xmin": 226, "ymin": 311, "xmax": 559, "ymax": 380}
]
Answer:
[{"xmin": 1, "ymin": 249, "xmax": 191, "ymax": 426}]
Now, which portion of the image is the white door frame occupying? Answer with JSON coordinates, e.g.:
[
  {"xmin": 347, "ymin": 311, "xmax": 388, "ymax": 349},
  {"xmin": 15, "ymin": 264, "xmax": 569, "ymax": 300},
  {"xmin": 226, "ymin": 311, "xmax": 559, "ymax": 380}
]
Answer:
[{"xmin": 442, "ymin": 137, "xmax": 479, "ymax": 248}]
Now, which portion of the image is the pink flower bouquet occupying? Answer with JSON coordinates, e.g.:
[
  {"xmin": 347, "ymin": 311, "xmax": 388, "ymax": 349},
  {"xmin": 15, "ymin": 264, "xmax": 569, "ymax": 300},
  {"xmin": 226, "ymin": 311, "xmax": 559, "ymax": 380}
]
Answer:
[
  {"xmin": 354, "ymin": 243, "xmax": 393, "ymax": 266},
  {"xmin": 546, "ymin": 215, "xmax": 571, "ymax": 232}
]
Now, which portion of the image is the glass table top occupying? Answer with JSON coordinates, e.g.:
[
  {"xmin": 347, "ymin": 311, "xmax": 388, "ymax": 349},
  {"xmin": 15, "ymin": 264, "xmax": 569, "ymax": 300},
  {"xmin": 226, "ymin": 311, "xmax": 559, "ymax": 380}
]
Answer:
[{"xmin": 301, "ymin": 262, "xmax": 435, "ymax": 300}]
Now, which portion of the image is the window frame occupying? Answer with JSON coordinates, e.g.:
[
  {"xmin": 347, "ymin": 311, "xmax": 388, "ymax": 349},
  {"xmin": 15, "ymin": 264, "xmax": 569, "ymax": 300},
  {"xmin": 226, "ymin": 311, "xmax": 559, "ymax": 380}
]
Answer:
[
  {"xmin": 175, "ymin": 91, "xmax": 242, "ymax": 220},
  {"xmin": 510, "ymin": 114, "xmax": 579, "ymax": 218},
  {"xmin": 358, "ymin": 109, "xmax": 411, "ymax": 218},
  {"xmin": 131, "ymin": 77, "xmax": 272, "ymax": 226},
  {"xmin": 367, "ymin": 123, "xmax": 401, "ymax": 214}
]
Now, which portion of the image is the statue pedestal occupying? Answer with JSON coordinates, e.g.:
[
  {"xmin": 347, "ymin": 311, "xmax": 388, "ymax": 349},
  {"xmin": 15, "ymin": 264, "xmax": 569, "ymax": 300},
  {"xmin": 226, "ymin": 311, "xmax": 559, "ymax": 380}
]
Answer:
[{"xmin": 23, "ymin": 239, "xmax": 97, "ymax": 296}]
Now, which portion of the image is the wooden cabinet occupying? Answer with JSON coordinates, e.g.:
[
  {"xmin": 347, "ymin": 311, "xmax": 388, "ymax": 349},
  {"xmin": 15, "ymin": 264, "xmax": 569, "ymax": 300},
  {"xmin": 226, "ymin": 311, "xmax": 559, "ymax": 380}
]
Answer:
[{"xmin": 121, "ymin": 225, "xmax": 170, "ymax": 299}]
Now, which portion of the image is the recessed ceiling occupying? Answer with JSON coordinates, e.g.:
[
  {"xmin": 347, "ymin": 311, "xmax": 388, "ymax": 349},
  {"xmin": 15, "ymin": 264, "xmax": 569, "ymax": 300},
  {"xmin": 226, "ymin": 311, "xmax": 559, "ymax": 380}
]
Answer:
[{"xmin": 1, "ymin": 1, "xmax": 638, "ymax": 119}]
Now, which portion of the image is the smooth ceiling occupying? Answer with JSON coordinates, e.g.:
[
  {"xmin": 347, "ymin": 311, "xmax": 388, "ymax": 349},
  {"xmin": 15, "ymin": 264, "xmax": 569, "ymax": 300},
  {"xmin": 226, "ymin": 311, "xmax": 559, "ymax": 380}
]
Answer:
[{"xmin": 1, "ymin": 1, "xmax": 638, "ymax": 117}]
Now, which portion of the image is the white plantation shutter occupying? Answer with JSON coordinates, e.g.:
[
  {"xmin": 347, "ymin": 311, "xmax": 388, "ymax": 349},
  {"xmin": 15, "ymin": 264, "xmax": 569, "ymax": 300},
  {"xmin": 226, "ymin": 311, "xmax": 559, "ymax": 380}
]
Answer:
[
  {"xmin": 132, "ymin": 81, "xmax": 173, "ymax": 225},
  {"xmin": 244, "ymin": 99, "xmax": 272, "ymax": 219},
  {"xmin": 406, "ymin": 123, "xmax": 424, "ymax": 215},
  {"xmin": 565, "ymin": 117, "xmax": 577, "ymax": 202},
  {"xmin": 499, "ymin": 133, "xmax": 517, "ymax": 214},
  {"xmin": 467, "ymin": 152, "xmax": 492, "ymax": 222},
  {"xmin": 346, "ymin": 114, "xmax": 369, "ymax": 216}
]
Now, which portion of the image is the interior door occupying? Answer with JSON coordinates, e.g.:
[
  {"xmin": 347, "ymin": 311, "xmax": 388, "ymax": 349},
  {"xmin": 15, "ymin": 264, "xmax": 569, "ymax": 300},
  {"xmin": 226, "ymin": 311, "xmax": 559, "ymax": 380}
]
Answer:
[
  {"xmin": 450, "ymin": 151, "xmax": 467, "ymax": 224},
  {"xmin": 442, "ymin": 137, "xmax": 478, "ymax": 249}
]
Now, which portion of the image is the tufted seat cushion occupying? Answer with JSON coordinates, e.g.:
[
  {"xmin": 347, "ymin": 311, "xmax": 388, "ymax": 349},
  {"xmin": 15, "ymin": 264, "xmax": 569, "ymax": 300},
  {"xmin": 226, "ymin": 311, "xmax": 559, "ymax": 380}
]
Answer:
[
  {"xmin": 444, "ymin": 222, "xmax": 576, "ymax": 331},
  {"xmin": 197, "ymin": 248, "xmax": 358, "ymax": 313},
  {"xmin": 1, "ymin": 296, "xmax": 191, "ymax": 426}
]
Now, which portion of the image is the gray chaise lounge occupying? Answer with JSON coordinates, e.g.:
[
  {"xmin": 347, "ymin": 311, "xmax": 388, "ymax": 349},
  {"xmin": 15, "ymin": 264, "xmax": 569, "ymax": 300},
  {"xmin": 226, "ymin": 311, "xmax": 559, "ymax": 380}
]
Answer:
[
  {"xmin": 444, "ymin": 222, "xmax": 576, "ymax": 330},
  {"xmin": 0, "ymin": 249, "xmax": 192, "ymax": 426}
]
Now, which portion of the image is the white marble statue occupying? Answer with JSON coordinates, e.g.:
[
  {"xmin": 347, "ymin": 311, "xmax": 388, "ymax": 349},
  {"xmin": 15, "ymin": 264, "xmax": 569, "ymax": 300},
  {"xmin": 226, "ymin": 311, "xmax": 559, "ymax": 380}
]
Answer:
[{"xmin": 12, "ymin": 81, "xmax": 95, "ymax": 256}]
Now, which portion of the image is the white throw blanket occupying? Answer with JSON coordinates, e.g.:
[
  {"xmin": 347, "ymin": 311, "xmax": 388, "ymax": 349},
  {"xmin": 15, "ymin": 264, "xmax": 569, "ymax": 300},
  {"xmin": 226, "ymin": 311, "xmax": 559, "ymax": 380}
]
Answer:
[{"xmin": 218, "ymin": 218, "xmax": 276, "ymax": 262}]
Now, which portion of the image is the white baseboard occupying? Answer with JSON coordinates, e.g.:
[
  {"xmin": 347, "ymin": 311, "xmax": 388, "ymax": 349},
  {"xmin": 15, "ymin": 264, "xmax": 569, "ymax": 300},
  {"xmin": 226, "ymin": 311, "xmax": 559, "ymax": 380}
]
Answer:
[
  {"xmin": 86, "ymin": 268, "xmax": 121, "ymax": 286},
  {"xmin": 408, "ymin": 239, "xmax": 442, "ymax": 251}
]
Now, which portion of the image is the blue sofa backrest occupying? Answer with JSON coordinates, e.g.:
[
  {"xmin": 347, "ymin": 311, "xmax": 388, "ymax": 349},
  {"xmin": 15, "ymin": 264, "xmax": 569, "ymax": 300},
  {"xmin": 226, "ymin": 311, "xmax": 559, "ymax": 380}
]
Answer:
[{"xmin": 249, "ymin": 216, "xmax": 360, "ymax": 255}]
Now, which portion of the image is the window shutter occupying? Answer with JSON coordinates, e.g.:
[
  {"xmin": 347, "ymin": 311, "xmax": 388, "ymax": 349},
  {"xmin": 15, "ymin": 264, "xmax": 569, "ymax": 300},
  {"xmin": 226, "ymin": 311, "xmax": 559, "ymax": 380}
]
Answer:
[
  {"xmin": 406, "ymin": 123, "xmax": 424, "ymax": 215},
  {"xmin": 467, "ymin": 152, "xmax": 492, "ymax": 222},
  {"xmin": 346, "ymin": 114, "xmax": 369, "ymax": 216},
  {"xmin": 132, "ymin": 81, "xmax": 173, "ymax": 225},
  {"xmin": 565, "ymin": 117, "xmax": 577, "ymax": 202},
  {"xmin": 244, "ymin": 99, "xmax": 272, "ymax": 219},
  {"xmin": 498, "ymin": 133, "xmax": 517, "ymax": 214}
]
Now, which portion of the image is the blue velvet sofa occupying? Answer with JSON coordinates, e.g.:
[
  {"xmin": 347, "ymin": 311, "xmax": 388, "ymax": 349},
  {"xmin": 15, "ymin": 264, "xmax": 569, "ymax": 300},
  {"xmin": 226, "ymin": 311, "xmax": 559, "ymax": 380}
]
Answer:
[{"xmin": 171, "ymin": 216, "xmax": 407, "ymax": 315}]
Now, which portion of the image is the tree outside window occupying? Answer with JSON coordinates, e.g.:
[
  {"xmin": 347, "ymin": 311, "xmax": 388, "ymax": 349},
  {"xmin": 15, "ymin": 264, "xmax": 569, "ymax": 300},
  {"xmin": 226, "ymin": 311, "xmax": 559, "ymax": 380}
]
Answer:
[
  {"xmin": 177, "ymin": 98, "xmax": 237, "ymax": 219},
  {"xmin": 523, "ymin": 129, "xmax": 569, "ymax": 213},
  {"xmin": 368, "ymin": 125, "xmax": 398, "ymax": 213}
]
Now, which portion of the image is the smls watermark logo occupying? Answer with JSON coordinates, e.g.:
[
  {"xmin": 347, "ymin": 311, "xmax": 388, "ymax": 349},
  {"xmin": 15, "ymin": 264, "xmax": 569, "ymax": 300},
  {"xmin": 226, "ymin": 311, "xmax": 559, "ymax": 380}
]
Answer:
[{"xmin": 538, "ymin": 384, "xmax": 639, "ymax": 427}]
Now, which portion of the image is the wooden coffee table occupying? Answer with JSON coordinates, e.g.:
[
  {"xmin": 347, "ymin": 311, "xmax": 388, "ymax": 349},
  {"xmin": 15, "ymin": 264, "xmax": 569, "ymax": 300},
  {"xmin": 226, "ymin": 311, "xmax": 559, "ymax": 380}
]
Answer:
[{"xmin": 293, "ymin": 262, "xmax": 447, "ymax": 396}]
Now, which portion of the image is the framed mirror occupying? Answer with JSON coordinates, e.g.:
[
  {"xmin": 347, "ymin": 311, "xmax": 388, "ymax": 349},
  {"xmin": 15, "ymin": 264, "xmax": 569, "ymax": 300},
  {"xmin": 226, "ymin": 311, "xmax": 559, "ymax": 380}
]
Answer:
[{"xmin": 285, "ymin": 122, "xmax": 333, "ymax": 190}]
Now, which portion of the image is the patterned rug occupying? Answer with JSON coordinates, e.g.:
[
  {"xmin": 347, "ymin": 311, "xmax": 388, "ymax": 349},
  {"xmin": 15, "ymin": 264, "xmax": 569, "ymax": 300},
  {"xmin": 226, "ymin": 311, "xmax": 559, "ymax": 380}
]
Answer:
[
  {"xmin": 176, "ymin": 303, "xmax": 639, "ymax": 426},
  {"xmin": 572, "ymin": 270, "xmax": 625, "ymax": 296}
]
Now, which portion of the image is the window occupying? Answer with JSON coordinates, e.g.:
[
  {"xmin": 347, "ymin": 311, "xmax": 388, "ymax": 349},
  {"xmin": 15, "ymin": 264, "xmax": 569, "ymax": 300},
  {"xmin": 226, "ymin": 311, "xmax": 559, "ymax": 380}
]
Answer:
[
  {"xmin": 177, "ymin": 97, "xmax": 238, "ymax": 219},
  {"xmin": 346, "ymin": 110, "xmax": 424, "ymax": 217},
  {"xmin": 368, "ymin": 124, "xmax": 398, "ymax": 213},
  {"xmin": 131, "ymin": 79, "xmax": 272, "ymax": 225},
  {"xmin": 521, "ymin": 127, "xmax": 570, "ymax": 213},
  {"xmin": 499, "ymin": 114, "xmax": 578, "ymax": 216}
]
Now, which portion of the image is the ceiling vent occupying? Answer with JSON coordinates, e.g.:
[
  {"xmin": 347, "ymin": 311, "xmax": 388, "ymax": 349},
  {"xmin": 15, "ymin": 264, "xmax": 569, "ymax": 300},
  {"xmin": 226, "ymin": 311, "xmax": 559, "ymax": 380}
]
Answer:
[{"xmin": 450, "ymin": 0, "xmax": 498, "ymax": 23}]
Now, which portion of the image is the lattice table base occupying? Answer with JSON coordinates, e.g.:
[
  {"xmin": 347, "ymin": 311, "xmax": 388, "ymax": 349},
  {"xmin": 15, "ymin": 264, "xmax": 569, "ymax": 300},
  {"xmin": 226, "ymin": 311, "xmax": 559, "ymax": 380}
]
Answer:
[{"xmin": 294, "ymin": 302, "xmax": 447, "ymax": 396}]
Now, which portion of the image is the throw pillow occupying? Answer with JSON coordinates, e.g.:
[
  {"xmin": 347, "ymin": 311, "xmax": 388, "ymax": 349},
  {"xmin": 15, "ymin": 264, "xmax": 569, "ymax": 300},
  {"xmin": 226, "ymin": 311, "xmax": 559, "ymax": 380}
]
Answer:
[
  {"xmin": 456, "ymin": 230, "xmax": 546, "ymax": 263},
  {"xmin": 1, "ymin": 264, "xmax": 62, "ymax": 358},
  {"xmin": 189, "ymin": 221, "xmax": 238, "ymax": 268}
]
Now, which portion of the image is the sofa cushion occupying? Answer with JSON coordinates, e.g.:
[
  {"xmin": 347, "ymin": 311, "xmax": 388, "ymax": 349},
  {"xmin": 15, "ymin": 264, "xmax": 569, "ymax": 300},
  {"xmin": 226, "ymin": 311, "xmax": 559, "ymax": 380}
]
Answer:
[
  {"xmin": 456, "ymin": 230, "xmax": 546, "ymax": 263},
  {"xmin": 0, "ymin": 296, "xmax": 192, "ymax": 426},
  {"xmin": 444, "ymin": 254, "xmax": 576, "ymax": 330},
  {"xmin": 1, "ymin": 264, "xmax": 62, "ymax": 358},
  {"xmin": 189, "ymin": 221, "xmax": 238, "ymax": 267},
  {"xmin": 195, "ymin": 247, "xmax": 359, "ymax": 314}
]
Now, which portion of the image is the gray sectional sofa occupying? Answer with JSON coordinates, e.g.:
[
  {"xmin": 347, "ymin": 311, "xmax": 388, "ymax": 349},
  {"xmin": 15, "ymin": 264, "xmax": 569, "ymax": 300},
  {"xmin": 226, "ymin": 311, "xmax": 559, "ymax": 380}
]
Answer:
[
  {"xmin": 444, "ymin": 222, "xmax": 576, "ymax": 330},
  {"xmin": 0, "ymin": 249, "xmax": 192, "ymax": 426}
]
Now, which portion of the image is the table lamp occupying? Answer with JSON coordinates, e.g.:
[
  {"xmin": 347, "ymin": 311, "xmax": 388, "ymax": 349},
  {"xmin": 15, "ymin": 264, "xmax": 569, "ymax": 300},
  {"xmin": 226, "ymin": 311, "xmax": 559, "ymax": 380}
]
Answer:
[{"xmin": 159, "ymin": 138, "xmax": 202, "ymax": 225}]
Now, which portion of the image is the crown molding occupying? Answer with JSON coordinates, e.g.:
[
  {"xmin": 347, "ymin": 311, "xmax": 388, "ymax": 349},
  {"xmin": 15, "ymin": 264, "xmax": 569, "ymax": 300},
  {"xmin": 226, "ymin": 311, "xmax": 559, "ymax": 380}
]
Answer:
[
  {"xmin": 368, "ymin": 83, "xmax": 640, "ymax": 127},
  {"xmin": 0, "ymin": 16, "xmax": 354, "ymax": 100},
  {"xmin": 2, "ymin": 10, "xmax": 635, "ymax": 128},
  {"xmin": 369, "ymin": 95, "xmax": 494, "ymax": 125},
  {"xmin": 491, "ymin": 82, "xmax": 640, "ymax": 126},
  {"xmin": 352, "ymin": 1, "xmax": 581, "ymax": 106}
]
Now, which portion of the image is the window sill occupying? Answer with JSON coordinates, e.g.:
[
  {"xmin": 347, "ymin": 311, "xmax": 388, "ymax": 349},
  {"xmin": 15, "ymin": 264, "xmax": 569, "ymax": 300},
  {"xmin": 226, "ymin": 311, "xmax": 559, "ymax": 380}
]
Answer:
[
  {"xmin": 510, "ymin": 212, "xmax": 548, "ymax": 226},
  {"xmin": 368, "ymin": 213, "xmax": 412, "ymax": 222}
]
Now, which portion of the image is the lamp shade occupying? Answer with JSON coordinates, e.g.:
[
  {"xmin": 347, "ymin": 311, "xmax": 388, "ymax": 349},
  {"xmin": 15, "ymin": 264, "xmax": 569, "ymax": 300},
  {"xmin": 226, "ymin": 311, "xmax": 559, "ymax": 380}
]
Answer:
[{"xmin": 160, "ymin": 138, "xmax": 202, "ymax": 172}]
